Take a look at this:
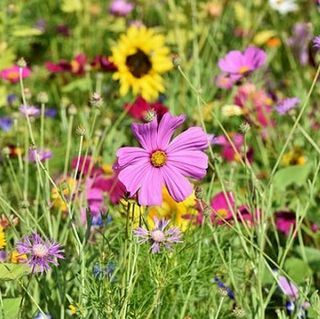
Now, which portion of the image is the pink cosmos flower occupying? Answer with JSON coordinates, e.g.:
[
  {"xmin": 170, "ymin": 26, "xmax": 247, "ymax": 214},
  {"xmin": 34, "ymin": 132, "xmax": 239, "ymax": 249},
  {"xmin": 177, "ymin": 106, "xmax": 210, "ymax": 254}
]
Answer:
[
  {"xmin": 212, "ymin": 133, "xmax": 253, "ymax": 163},
  {"xmin": 124, "ymin": 96, "xmax": 168, "ymax": 121},
  {"xmin": 0, "ymin": 65, "xmax": 31, "ymax": 83},
  {"xmin": 116, "ymin": 113, "xmax": 209, "ymax": 206},
  {"xmin": 218, "ymin": 47, "xmax": 266, "ymax": 81},
  {"xmin": 109, "ymin": 0, "xmax": 134, "ymax": 16},
  {"xmin": 215, "ymin": 73, "xmax": 236, "ymax": 89},
  {"xmin": 210, "ymin": 191, "xmax": 256, "ymax": 225},
  {"xmin": 80, "ymin": 177, "xmax": 106, "ymax": 226},
  {"xmin": 234, "ymin": 83, "xmax": 273, "ymax": 128}
]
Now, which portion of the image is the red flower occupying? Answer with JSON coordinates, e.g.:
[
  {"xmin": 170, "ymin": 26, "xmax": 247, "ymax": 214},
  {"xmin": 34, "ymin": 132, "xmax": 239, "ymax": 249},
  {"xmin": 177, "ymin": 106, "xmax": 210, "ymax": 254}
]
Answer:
[{"xmin": 124, "ymin": 96, "xmax": 168, "ymax": 121}]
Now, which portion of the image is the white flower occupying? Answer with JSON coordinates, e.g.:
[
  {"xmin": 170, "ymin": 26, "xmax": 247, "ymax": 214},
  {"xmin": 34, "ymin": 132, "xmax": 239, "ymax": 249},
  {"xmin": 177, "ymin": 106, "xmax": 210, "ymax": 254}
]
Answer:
[{"xmin": 269, "ymin": 0, "xmax": 298, "ymax": 14}]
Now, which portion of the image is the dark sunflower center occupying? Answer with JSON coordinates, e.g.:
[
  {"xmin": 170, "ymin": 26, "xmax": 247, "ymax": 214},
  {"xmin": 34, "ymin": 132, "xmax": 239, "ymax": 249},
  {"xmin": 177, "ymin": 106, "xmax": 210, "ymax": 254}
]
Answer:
[{"xmin": 126, "ymin": 49, "xmax": 152, "ymax": 78}]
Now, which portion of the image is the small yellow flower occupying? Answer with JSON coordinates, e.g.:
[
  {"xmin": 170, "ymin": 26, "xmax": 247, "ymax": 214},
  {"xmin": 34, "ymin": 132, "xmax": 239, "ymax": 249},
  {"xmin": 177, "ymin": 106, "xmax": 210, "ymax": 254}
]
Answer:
[
  {"xmin": 11, "ymin": 250, "xmax": 27, "ymax": 264},
  {"xmin": 282, "ymin": 148, "xmax": 306, "ymax": 166},
  {"xmin": 51, "ymin": 177, "xmax": 77, "ymax": 212},
  {"xmin": 69, "ymin": 304, "xmax": 77, "ymax": 315},
  {"xmin": 0, "ymin": 227, "xmax": 6, "ymax": 249},
  {"xmin": 111, "ymin": 26, "xmax": 173, "ymax": 101},
  {"xmin": 148, "ymin": 188, "xmax": 198, "ymax": 231},
  {"xmin": 221, "ymin": 104, "xmax": 243, "ymax": 117}
]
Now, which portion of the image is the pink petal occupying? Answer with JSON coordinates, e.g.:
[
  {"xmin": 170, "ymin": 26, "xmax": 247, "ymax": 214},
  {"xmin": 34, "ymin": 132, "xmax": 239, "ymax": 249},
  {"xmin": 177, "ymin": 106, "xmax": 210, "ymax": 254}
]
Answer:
[
  {"xmin": 131, "ymin": 118, "xmax": 158, "ymax": 151},
  {"xmin": 218, "ymin": 51, "xmax": 244, "ymax": 73},
  {"xmin": 118, "ymin": 162, "xmax": 151, "ymax": 196},
  {"xmin": 167, "ymin": 150, "xmax": 208, "ymax": 179},
  {"xmin": 211, "ymin": 192, "xmax": 235, "ymax": 211},
  {"xmin": 116, "ymin": 147, "xmax": 149, "ymax": 167},
  {"xmin": 167, "ymin": 127, "xmax": 209, "ymax": 153},
  {"xmin": 138, "ymin": 167, "xmax": 163, "ymax": 205},
  {"xmin": 278, "ymin": 275, "xmax": 299, "ymax": 299},
  {"xmin": 162, "ymin": 165, "xmax": 193, "ymax": 202},
  {"xmin": 156, "ymin": 113, "xmax": 185, "ymax": 149}
]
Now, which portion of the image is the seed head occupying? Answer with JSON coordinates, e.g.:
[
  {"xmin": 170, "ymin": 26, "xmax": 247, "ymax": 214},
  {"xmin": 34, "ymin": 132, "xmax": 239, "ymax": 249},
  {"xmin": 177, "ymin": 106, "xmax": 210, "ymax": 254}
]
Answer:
[
  {"xmin": 144, "ymin": 109, "xmax": 156, "ymax": 122},
  {"xmin": 239, "ymin": 122, "xmax": 250, "ymax": 134}
]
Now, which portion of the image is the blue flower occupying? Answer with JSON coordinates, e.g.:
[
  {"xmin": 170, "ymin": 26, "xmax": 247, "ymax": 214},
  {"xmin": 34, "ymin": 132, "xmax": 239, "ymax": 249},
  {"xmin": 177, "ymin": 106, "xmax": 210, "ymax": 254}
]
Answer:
[
  {"xmin": 212, "ymin": 276, "xmax": 235, "ymax": 300},
  {"xmin": 0, "ymin": 117, "xmax": 13, "ymax": 132}
]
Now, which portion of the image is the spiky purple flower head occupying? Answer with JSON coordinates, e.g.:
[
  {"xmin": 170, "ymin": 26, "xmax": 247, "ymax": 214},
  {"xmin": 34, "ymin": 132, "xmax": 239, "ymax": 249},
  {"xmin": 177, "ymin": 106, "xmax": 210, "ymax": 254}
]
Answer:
[
  {"xmin": 275, "ymin": 97, "xmax": 300, "ymax": 115},
  {"xmin": 313, "ymin": 36, "xmax": 320, "ymax": 50},
  {"xmin": 134, "ymin": 218, "xmax": 182, "ymax": 253},
  {"xmin": 16, "ymin": 233, "xmax": 64, "ymax": 273}
]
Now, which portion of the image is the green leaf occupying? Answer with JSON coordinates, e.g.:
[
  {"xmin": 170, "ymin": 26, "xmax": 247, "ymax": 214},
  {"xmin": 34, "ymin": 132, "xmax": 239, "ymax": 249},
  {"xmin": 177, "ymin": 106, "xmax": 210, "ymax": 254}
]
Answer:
[
  {"xmin": 62, "ymin": 78, "xmax": 90, "ymax": 93},
  {"xmin": 0, "ymin": 264, "xmax": 30, "ymax": 281},
  {"xmin": 273, "ymin": 164, "xmax": 312, "ymax": 190},
  {"xmin": 0, "ymin": 48, "xmax": 16, "ymax": 69},
  {"xmin": 61, "ymin": 0, "xmax": 82, "ymax": 12},
  {"xmin": 0, "ymin": 298, "xmax": 22, "ymax": 319},
  {"xmin": 12, "ymin": 27, "xmax": 42, "ymax": 37},
  {"xmin": 285, "ymin": 257, "xmax": 312, "ymax": 283},
  {"xmin": 296, "ymin": 247, "xmax": 320, "ymax": 271}
]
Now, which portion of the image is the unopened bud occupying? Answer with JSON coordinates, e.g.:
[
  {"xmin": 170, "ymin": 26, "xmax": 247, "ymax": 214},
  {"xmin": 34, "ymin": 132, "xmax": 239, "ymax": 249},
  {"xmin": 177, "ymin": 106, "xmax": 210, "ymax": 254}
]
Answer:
[
  {"xmin": 17, "ymin": 57, "xmax": 27, "ymax": 68},
  {"xmin": 37, "ymin": 92, "xmax": 49, "ymax": 104},
  {"xmin": 144, "ymin": 109, "xmax": 156, "ymax": 122},
  {"xmin": 172, "ymin": 54, "xmax": 181, "ymax": 67},
  {"xmin": 89, "ymin": 92, "xmax": 103, "ymax": 108},
  {"xmin": 68, "ymin": 104, "xmax": 77, "ymax": 116},
  {"xmin": 239, "ymin": 122, "xmax": 250, "ymax": 134},
  {"xmin": 76, "ymin": 125, "xmax": 86, "ymax": 136}
]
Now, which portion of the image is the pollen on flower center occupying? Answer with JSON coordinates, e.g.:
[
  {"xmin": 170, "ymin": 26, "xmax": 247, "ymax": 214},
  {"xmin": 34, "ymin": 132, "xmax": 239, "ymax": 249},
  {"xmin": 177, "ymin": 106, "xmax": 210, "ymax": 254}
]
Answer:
[
  {"xmin": 126, "ymin": 49, "xmax": 152, "ymax": 78},
  {"xmin": 151, "ymin": 230, "xmax": 165, "ymax": 242},
  {"xmin": 32, "ymin": 244, "xmax": 48, "ymax": 257},
  {"xmin": 216, "ymin": 209, "xmax": 229, "ymax": 219},
  {"xmin": 239, "ymin": 66, "xmax": 250, "ymax": 74},
  {"xmin": 150, "ymin": 150, "xmax": 167, "ymax": 167}
]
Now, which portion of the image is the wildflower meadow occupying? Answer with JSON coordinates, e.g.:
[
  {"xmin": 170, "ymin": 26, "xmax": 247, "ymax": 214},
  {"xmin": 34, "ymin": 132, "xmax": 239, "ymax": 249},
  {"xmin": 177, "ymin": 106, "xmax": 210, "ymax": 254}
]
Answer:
[{"xmin": 1, "ymin": 0, "xmax": 320, "ymax": 318}]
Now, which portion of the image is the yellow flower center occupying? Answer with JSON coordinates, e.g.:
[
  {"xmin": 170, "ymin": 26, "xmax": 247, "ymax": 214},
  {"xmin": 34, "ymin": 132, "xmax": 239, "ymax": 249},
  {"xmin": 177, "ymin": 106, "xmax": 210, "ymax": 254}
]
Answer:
[
  {"xmin": 239, "ymin": 66, "xmax": 250, "ymax": 74},
  {"xmin": 126, "ymin": 49, "xmax": 152, "ymax": 78},
  {"xmin": 216, "ymin": 208, "xmax": 229, "ymax": 219},
  {"xmin": 7, "ymin": 71, "xmax": 19, "ymax": 81},
  {"xmin": 151, "ymin": 150, "xmax": 167, "ymax": 167}
]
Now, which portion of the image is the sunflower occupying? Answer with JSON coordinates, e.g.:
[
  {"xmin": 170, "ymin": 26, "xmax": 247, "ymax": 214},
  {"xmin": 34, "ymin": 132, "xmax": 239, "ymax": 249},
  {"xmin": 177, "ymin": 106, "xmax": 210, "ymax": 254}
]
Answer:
[{"xmin": 111, "ymin": 26, "xmax": 173, "ymax": 101}]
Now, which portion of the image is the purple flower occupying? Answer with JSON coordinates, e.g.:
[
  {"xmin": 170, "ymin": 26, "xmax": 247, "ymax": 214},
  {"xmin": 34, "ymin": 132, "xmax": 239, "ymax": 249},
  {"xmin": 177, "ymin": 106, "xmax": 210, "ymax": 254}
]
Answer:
[
  {"xmin": 19, "ymin": 105, "xmax": 40, "ymax": 117},
  {"xmin": 7, "ymin": 94, "xmax": 17, "ymax": 105},
  {"xmin": 134, "ymin": 218, "xmax": 182, "ymax": 253},
  {"xmin": 218, "ymin": 47, "xmax": 266, "ymax": 81},
  {"xmin": 215, "ymin": 73, "xmax": 236, "ymax": 89},
  {"xmin": 33, "ymin": 313, "xmax": 52, "ymax": 319},
  {"xmin": 116, "ymin": 113, "xmax": 209, "ymax": 206},
  {"xmin": 0, "ymin": 117, "xmax": 13, "ymax": 132},
  {"xmin": 16, "ymin": 233, "xmax": 64, "ymax": 273},
  {"xmin": 313, "ymin": 35, "xmax": 320, "ymax": 49},
  {"xmin": 45, "ymin": 108, "xmax": 57, "ymax": 118},
  {"xmin": 28, "ymin": 148, "xmax": 52, "ymax": 163},
  {"xmin": 109, "ymin": 0, "xmax": 134, "ymax": 16},
  {"xmin": 275, "ymin": 97, "xmax": 300, "ymax": 115},
  {"xmin": 288, "ymin": 23, "xmax": 312, "ymax": 65}
]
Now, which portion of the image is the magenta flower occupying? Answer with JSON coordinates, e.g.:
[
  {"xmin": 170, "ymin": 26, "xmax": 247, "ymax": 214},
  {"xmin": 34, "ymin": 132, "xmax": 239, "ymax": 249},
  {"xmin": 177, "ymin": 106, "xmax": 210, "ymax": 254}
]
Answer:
[
  {"xmin": 28, "ymin": 148, "xmax": 52, "ymax": 162},
  {"xmin": 210, "ymin": 191, "xmax": 234, "ymax": 224},
  {"xmin": 0, "ymin": 65, "xmax": 31, "ymax": 83},
  {"xmin": 116, "ymin": 113, "xmax": 209, "ymax": 206},
  {"xmin": 109, "ymin": 0, "xmax": 134, "ymax": 16},
  {"xmin": 275, "ymin": 211, "xmax": 296, "ymax": 236},
  {"xmin": 218, "ymin": 47, "xmax": 266, "ymax": 81},
  {"xmin": 16, "ymin": 233, "xmax": 64, "ymax": 273},
  {"xmin": 212, "ymin": 133, "xmax": 254, "ymax": 163},
  {"xmin": 215, "ymin": 73, "xmax": 236, "ymax": 89},
  {"xmin": 210, "ymin": 191, "xmax": 257, "ymax": 225},
  {"xmin": 275, "ymin": 97, "xmax": 300, "ymax": 115},
  {"xmin": 134, "ymin": 218, "xmax": 182, "ymax": 253}
]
